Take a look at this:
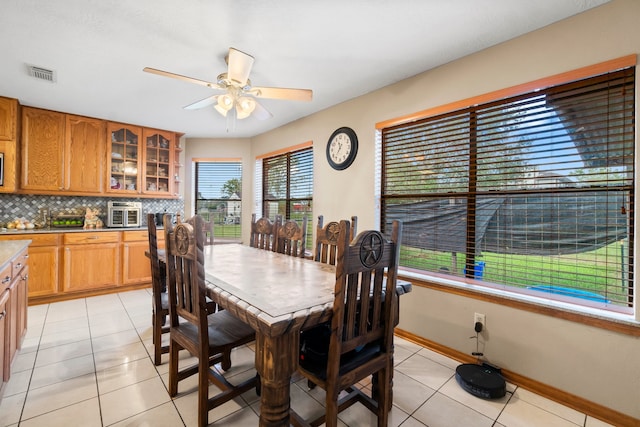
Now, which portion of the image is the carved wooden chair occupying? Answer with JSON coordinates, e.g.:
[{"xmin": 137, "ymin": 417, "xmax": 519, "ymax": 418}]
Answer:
[
  {"xmin": 164, "ymin": 214, "xmax": 258, "ymax": 427},
  {"xmin": 296, "ymin": 219, "xmax": 402, "ymax": 427},
  {"xmin": 147, "ymin": 213, "xmax": 169, "ymax": 365},
  {"xmin": 249, "ymin": 213, "xmax": 280, "ymax": 251},
  {"xmin": 275, "ymin": 216, "xmax": 308, "ymax": 258},
  {"xmin": 314, "ymin": 215, "xmax": 358, "ymax": 265}
]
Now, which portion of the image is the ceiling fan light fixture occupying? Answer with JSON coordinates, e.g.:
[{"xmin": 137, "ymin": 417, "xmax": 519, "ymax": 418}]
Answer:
[{"xmin": 236, "ymin": 96, "xmax": 256, "ymax": 119}]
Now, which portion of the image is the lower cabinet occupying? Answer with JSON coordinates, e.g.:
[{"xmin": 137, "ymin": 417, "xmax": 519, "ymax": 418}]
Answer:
[
  {"xmin": 62, "ymin": 232, "xmax": 121, "ymax": 293},
  {"xmin": 0, "ymin": 289, "xmax": 9, "ymax": 383},
  {"xmin": 122, "ymin": 231, "xmax": 152, "ymax": 286}
]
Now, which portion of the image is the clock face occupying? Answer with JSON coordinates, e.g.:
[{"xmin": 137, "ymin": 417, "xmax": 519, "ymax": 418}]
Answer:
[{"xmin": 326, "ymin": 127, "xmax": 358, "ymax": 170}]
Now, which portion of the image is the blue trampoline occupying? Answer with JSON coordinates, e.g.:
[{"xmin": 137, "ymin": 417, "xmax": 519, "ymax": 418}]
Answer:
[{"xmin": 527, "ymin": 285, "xmax": 610, "ymax": 303}]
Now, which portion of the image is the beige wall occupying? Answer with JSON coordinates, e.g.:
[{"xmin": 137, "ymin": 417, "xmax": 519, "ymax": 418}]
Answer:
[{"xmin": 184, "ymin": 0, "xmax": 640, "ymax": 419}]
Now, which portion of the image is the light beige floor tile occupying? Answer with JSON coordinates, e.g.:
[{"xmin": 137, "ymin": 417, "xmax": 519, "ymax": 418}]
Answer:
[
  {"xmin": 513, "ymin": 387, "xmax": 585, "ymax": 425},
  {"xmin": 42, "ymin": 317, "xmax": 90, "ymax": 336},
  {"xmin": 23, "ymin": 323, "xmax": 44, "ymax": 340},
  {"xmin": 91, "ymin": 328, "xmax": 141, "ymax": 353},
  {"xmin": 2, "ymin": 369, "xmax": 32, "ymax": 397},
  {"xmin": 100, "ymin": 376, "xmax": 171, "ymax": 426},
  {"xmin": 19, "ymin": 397, "xmax": 101, "ymax": 427},
  {"xmin": 0, "ymin": 391, "xmax": 26, "ymax": 426},
  {"xmin": 391, "ymin": 370, "xmax": 437, "ymax": 414},
  {"xmin": 398, "ymin": 417, "xmax": 429, "ymax": 427},
  {"xmin": 45, "ymin": 300, "xmax": 87, "ymax": 323},
  {"xmin": 337, "ymin": 400, "xmax": 411, "ymax": 427},
  {"xmin": 38, "ymin": 327, "xmax": 91, "ymax": 350},
  {"xmin": 89, "ymin": 312, "xmax": 134, "ymax": 337},
  {"xmin": 417, "ymin": 348, "xmax": 462, "ymax": 370},
  {"xmin": 413, "ymin": 391, "xmax": 494, "ymax": 427},
  {"xmin": 21, "ymin": 373, "xmax": 98, "ymax": 420},
  {"xmin": 498, "ymin": 396, "xmax": 583, "ymax": 427},
  {"xmin": 97, "ymin": 357, "xmax": 158, "ymax": 394},
  {"xmin": 395, "ymin": 352, "xmax": 455, "ymax": 390},
  {"xmin": 108, "ymin": 401, "xmax": 184, "ymax": 427},
  {"xmin": 173, "ymin": 381, "xmax": 247, "ymax": 426},
  {"xmin": 585, "ymin": 416, "xmax": 617, "ymax": 427},
  {"xmin": 19, "ymin": 337, "xmax": 40, "ymax": 355},
  {"xmin": 30, "ymin": 354, "xmax": 95, "ymax": 390},
  {"xmin": 34, "ymin": 338, "xmax": 93, "ymax": 367},
  {"xmin": 10, "ymin": 349, "xmax": 36, "ymax": 373},
  {"xmin": 94, "ymin": 340, "xmax": 150, "ymax": 371},
  {"xmin": 205, "ymin": 405, "xmax": 260, "ymax": 427},
  {"xmin": 438, "ymin": 376, "xmax": 510, "ymax": 420}
]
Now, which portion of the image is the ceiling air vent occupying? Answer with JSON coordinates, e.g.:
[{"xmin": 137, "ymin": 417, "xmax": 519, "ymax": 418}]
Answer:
[{"xmin": 27, "ymin": 65, "xmax": 56, "ymax": 82}]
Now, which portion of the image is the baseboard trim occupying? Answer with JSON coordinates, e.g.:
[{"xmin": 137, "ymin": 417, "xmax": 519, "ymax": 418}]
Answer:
[
  {"xmin": 395, "ymin": 328, "xmax": 640, "ymax": 427},
  {"xmin": 27, "ymin": 283, "xmax": 152, "ymax": 306}
]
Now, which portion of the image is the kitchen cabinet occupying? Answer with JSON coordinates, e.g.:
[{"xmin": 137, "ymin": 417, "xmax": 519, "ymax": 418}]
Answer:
[
  {"xmin": 21, "ymin": 108, "xmax": 106, "ymax": 194},
  {"xmin": 0, "ymin": 241, "xmax": 29, "ymax": 390},
  {"xmin": 122, "ymin": 230, "xmax": 165, "ymax": 286},
  {"xmin": 8, "ymin": 253, "xmax": 28, "ymax": 359},
  {"xmin": 0, "ymin": 233, "xmax": 60, "ymax": 299},
  {"xmin": 0, "ymin": 97, "xmax": 19, "ymax": 193},
  {"xmin": 142, "ymin": 129, "xmax": 173, "ymax": 196},
  {"xmin": 62, "ymin": 232, "xmax": 120, "ymax": 293},
  {"xmin": 0, "ymin": 96, "xmax": 18, "ymax": 141},
  {"xmin": 65, "ymin": 115, "xmax": 105, "ymax": 193},
  {"xmin": 107, "ymin": 123, "xmax": 141, "ymax": 194},
  {"xmin": 21, "ymin": 107, "xmax": 65, "ymax": 191}
]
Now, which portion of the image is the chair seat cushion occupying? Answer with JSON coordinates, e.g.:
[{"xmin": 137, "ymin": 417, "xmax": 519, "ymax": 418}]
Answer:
[
  {"xmin": 173, "ymin": 309, "xmax": 255, "ymax": 350},
  {"xmin": 299, "ymin": 323, "xmax": 381, "ymax": 379}
]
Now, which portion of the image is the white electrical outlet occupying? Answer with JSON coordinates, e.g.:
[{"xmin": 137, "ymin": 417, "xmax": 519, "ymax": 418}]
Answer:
[{"xmin": 474, "ymin": 312, "xmax": 486, "ymax": 330}]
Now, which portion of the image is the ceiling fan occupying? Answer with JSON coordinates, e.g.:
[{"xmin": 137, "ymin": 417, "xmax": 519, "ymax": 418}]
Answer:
[{"xmin": 143, "ymin": 47, "xmax": 313, "ymax": 123}]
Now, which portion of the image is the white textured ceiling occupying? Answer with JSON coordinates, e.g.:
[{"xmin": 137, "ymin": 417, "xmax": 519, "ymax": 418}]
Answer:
[{"xmin": 0, "ymin": 0, "xmax": 609, "ymax": 138}]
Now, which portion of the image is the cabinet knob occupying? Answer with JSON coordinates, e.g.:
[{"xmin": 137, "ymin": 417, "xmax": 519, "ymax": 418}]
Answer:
[
  {"xmin": 0, "ymin": 310, "xmax": 5, "ymax": 320},
  {"xmin": 1, "ymin": 276, "xmax": 9, "ymax": 284},
  {"xmin": 15, "ymin": 262, "xmax": 22, "ymax": 268},
  {"xmin": 22, "ymin": 274, "xmax": 29, "ymax": 280}
]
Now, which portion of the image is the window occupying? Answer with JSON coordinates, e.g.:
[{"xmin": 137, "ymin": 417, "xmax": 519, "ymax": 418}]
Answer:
[
  {"xmin": 194, "ymin": 160, "xmax": 242, "ymax": 239},
  {"xmin": 262, "ymin": 147, "xmax": 313, "ymax": 246},
  {"xmin": 381, "ymin": 66, "xmax": 635, "ymax": 312}
]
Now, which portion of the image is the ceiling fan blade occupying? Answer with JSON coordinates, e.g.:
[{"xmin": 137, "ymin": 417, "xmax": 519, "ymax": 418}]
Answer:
[
  {"xmin": 143, "ymin": 67, "xmax": 223, "ymax": 90},
  {"xmin": 252, "ymin": 100, "xmax": 273, "ymax": 121},
  {"xmin": 183, "ymin": 94, "xmax": 218, "ymax": 110},
  {"xmin": 227, "ymin": 48, "xmax": 254, "ymax": 86},
  {"xmin": 252, "ymin": 86, "xmax": 313, "ymax": 102}
]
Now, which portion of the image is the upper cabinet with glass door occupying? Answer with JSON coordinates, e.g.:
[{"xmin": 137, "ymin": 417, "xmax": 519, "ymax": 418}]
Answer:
[
  {"xmin": 107, "ymin": 123, "xmax": 141, "ymax": 194},
  {"xmin": 142, "ymin": 129, "xmax": 174, "ymax": 196}
]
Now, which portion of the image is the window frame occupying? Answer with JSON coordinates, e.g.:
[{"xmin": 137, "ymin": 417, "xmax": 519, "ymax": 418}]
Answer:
[{"xmin": 376, "ymin": 56, "xmax": 638, "ymax": 325}]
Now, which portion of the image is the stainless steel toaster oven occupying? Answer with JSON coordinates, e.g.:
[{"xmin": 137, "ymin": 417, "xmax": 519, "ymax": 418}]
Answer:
[{"xmin": 107, "ymin": 201, "xmax": 142, "ymax": 228}]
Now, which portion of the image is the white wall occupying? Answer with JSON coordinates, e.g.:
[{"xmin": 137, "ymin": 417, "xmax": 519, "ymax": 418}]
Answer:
[{"xmin": 184, "ymin": 0, "xmax": 640, "ymax": 419}]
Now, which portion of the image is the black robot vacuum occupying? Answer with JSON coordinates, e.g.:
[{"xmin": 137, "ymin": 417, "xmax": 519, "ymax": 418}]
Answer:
[{"xmin": 455, "ymin": 362, "xmax": 506, "ymax": 399}]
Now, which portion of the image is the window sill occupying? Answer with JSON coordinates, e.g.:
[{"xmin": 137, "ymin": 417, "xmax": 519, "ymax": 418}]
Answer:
[{"xmin": 398, "ymin": 268, "xmax": 640, "ymax": 337}]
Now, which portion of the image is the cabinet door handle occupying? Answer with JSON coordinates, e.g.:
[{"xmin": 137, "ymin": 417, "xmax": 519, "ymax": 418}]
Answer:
[
  {"xmin": 15, "ymin": 262, "xmax": 22, "ymax": 268},
  {"xmin": 0, "ymin": 310, "xmax": 5, "ymax": 320},
  {"xmin": 1, "ymin": 276, "xmax": 10, "ymax": 284},
  {"xmin": 24, "ymin": 254, "xmax": 30, "ymax": 259},
  {"xmin": 22, "ymin": 274, "xmax": 29, "ymax": 280},
  {"xmin": 88, "ymin": 236, "xmax": 100, "ymax": 240}
]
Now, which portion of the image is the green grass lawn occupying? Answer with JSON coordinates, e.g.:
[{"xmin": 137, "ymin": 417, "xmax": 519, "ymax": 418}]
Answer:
[{"xmin": 400, "ymin": 241, "xmax": 629, "ymax": 305}]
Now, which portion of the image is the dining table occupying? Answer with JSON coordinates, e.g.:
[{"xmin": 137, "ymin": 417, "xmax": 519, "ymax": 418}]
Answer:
[{"xmin": 157, "ymin": 243, "xmax": 411, "ymax": 426}]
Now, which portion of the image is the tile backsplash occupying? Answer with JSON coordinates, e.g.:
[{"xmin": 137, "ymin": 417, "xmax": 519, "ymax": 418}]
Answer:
[{"xmin": 0, "ymin": 194, "xmax": 184, "ymax": 226}]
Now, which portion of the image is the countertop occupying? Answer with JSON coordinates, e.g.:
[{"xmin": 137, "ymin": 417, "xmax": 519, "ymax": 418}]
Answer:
[
  {"xmin": 0, "ymin": 240, "xmax": 31, "ymax": 268},
  {"xmin": 0, "ymin": 227, "xmax": 149, "ymax": 235}
]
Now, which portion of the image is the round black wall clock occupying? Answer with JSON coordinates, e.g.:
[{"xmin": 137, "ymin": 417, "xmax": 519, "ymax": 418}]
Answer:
[{"xmin": 326, "ymin": 127, "xmax": 358, "ymax": 170}]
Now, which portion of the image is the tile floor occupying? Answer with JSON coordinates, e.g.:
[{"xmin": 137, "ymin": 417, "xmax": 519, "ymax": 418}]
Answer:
[{"xmin": 0, "ymin": 289, "xmax": 615, "ymax": 427}]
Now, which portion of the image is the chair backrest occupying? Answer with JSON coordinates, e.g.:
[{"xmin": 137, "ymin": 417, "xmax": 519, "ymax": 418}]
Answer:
[
  {"xmin": 249, "ymin": 214, "xmax": 279, "ymax": 251},
  {"xmin": 328, "ymin": 219, "xmax": 402, "ymax": 374},
  {"xmin": 276, "ymin": 216, "xmax": 308, "ymax": 257},
  {"xmin": 165, "ymin": 214, "xmax": 208, "ymax": 330},
  {"xmin": 202, "ymin": 218, "xmax": 214, "ymax": 246},
  {"xmin": 314, "ymin": 215, "xmax": 358, "ymax": 265},
  {"xmin": 147, "ymin": 213, "xmax": 164, "ymax": 301}
]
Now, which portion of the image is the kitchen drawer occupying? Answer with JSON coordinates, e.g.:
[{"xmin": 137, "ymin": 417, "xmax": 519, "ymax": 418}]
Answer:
[
  {"xmin": 0, "ymin": 263, "xmax": 11, "ymax": 289},
  {"xmin": 12, "ymin": 248, "xmax": 28, "ymax": 276},
  {"xmin": 0, "ymin": 233, "xmax": 59, "ymax": 246},
  {"xmin": 64, "ymin": 232, "xmax": 120, "ymax": 245},
  {"xmin": 122, "ymin": 230, "xmax": 149, "ymax": 242}
]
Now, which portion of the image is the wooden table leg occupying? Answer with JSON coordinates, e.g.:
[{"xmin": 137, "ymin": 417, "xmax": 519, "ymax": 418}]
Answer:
[{"xmin": 255, "ymin": 331, "xmax": 298, "ymax": 427}]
